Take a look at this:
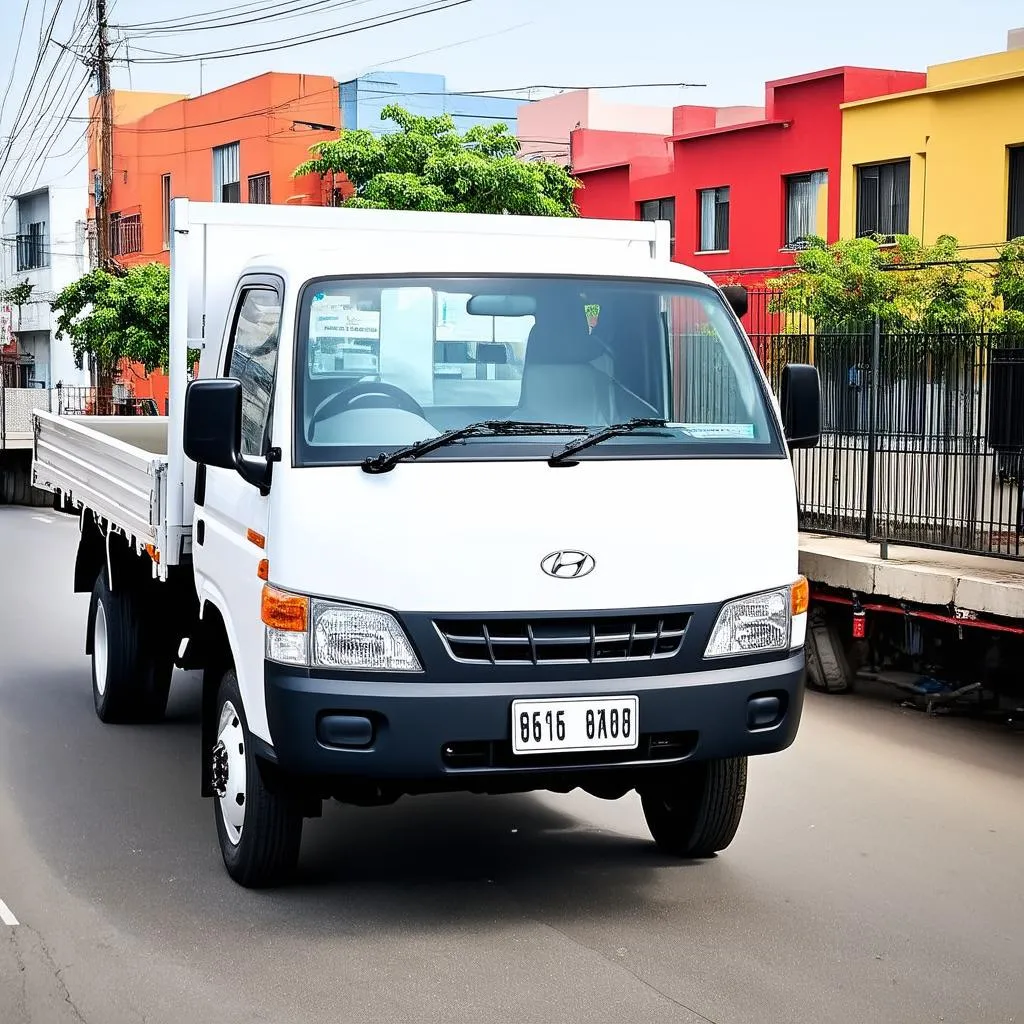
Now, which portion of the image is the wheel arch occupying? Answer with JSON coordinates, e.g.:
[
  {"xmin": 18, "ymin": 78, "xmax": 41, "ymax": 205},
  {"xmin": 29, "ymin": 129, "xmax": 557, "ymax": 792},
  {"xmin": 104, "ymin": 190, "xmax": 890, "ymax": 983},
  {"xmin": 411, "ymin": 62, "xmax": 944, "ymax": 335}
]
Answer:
[{"xmin": 199, "ymin": 597, "xmax": 238, "ymax": 798}]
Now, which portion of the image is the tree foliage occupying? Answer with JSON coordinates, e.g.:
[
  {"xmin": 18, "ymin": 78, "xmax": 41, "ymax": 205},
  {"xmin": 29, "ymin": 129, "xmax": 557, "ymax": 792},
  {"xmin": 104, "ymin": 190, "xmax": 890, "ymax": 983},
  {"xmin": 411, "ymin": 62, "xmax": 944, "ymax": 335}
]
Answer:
[
  {"xmin": 51, "ymin": 263, "xmax": 173, "ymax": 375},
  {"xmin": 295, "ymin": 104, "xmax": 580, "ymax": 217},
  {"xmin": 767, "ymin": 234, "xmax": 1024, "ymax": 334},
  {"xmin": 2, "ymin": 280, "xmax": 34, "ymax": 311}
]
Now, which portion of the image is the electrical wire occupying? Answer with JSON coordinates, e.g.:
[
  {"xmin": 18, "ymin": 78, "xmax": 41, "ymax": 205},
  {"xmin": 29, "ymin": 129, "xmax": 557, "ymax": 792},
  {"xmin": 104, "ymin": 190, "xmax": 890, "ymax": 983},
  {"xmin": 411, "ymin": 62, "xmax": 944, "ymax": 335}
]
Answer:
[
  {"xmin": 0, "ymin": 0, "xmax": 34, "ymax": 134},
  {"xmin": 7, "ymin": 15, "xmax": 95, "ymax": 188},
  {"xmin": 4, "ymin": 35, "xmax": 92, "ymax": 194},
  {"xmin": 0, "ymin": 0, "xmax": 91, "ymax": 191},
  {"xmin": 366, "ymin": 20, "xmax": 531, "ymax": 70},
  {"xmin": 67, "ymin": 81, "xmax": 344, "ymax": 134},
  {"xmin": 125, "ymin": 0, "xmax": 478, "ymax": 64},
  {"xmin": 114, "ymin": 0, "xmax": 365, "ymax": 32},
  {"xmin": 122, "ymin": 0, "xmax": 379, "ymax": 37},
  {"xmin": 15, "ymin": 69, "xmax": 94, "ymax": 196}
]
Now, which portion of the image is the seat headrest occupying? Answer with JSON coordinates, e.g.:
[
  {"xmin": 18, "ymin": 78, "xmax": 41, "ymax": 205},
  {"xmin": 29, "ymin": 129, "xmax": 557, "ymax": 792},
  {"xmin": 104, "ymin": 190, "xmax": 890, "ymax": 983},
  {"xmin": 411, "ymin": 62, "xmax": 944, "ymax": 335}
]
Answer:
[{"xmin": 525, "ymin": 300, "xmax": 604, "ymax": 366}]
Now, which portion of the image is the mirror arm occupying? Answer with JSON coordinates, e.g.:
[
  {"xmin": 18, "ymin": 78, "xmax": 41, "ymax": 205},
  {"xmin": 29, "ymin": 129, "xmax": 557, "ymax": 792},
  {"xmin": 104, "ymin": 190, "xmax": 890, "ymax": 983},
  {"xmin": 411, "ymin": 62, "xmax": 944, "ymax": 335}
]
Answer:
[{"xmin": 236, "ymin": 448, "xmax": 278, "ymax": 496}]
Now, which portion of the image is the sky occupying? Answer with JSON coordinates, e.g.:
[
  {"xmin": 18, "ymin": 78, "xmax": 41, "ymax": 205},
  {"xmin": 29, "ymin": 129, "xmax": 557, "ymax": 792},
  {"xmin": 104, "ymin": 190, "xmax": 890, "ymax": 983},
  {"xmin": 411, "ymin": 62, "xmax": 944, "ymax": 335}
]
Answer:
[{"xmin": 0, "ymin": 0, "xmax": 1022, "ymax": 200}]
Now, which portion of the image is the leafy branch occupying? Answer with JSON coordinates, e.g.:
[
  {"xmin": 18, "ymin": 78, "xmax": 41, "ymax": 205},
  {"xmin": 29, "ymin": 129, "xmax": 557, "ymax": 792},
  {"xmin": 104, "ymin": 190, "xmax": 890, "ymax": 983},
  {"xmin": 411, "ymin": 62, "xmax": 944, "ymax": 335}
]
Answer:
[{"xmin": 295, "ymin": 103, "xmax": 580, "ymax": 217}]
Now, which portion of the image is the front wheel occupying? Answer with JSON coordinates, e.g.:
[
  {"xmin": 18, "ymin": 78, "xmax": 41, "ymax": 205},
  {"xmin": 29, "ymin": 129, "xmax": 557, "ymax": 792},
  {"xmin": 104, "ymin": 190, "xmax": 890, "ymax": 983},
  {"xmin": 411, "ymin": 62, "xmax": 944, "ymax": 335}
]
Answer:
[
  {"xmin": 213, "ymin": 669, "xmax": 303, "ymax": 888},
  {"xmin": 640, "ymin": 757, "xmax": 747, "ymax": 858}
]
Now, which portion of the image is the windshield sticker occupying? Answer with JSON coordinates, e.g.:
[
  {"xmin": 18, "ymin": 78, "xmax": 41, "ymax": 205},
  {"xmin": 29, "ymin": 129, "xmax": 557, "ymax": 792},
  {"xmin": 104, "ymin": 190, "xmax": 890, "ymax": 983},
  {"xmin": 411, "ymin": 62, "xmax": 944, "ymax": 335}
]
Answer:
[
  {"xmin": 310, "ymin": 297, "xmax": 380, "ymax": 340},
  {"xmin": 672, "ymin": 423, "xmax": 756, "ymax": 439}
]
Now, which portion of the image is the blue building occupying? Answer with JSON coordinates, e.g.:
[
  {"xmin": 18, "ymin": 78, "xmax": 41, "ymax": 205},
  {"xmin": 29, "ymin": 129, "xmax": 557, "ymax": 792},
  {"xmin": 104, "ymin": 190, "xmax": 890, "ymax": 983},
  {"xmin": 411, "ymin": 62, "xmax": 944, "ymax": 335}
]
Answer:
[{"xmin": 339, "ymin": 71, "xmax": 520, "ymax": 136}]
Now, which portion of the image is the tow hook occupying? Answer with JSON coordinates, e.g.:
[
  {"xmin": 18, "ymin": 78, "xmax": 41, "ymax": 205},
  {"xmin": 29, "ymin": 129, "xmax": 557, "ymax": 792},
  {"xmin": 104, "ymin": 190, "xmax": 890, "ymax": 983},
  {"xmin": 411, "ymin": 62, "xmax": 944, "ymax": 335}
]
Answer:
[{"xmin": 212, "ymin": 741, "xmax": 229, "ymax": 798}]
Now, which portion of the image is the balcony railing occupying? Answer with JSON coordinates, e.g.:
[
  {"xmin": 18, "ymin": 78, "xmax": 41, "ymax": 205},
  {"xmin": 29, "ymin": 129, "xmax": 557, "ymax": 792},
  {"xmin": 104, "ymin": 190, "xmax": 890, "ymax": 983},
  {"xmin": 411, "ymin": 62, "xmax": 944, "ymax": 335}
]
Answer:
[
  {"xmin": 16, "ymin": 233, "xmax": 48, "ymax": 271},
  {"xmin": 110, "ymin": 214, "xmax": 142, "ymax": 257}
]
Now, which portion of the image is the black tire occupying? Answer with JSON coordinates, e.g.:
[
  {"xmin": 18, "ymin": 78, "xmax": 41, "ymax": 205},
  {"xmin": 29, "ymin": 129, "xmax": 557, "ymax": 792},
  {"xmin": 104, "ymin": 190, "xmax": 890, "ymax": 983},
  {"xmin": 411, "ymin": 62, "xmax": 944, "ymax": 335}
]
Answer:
[
  {"xmin": 90, "ymin": 570, "xmax": 173, "ymax": 724},
  {"xmin": 640, "ymin": 757, "xmax": 747, "ymax": 858},
  {"xmin": 213, "ymin": 669, "xmax": 302, "ymax": 888},
  {"xmin": 805, "ymin": 607, "xmax": 854, "ymax": 694}
]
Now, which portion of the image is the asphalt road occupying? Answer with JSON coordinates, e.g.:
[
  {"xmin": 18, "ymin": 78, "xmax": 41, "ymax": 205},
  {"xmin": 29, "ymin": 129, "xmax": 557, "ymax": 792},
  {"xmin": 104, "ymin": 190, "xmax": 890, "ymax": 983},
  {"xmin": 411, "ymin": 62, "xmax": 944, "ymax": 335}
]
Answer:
[{"xmin": 1, "ymin": 506, "xmax": 1022, "ymax": 1024}]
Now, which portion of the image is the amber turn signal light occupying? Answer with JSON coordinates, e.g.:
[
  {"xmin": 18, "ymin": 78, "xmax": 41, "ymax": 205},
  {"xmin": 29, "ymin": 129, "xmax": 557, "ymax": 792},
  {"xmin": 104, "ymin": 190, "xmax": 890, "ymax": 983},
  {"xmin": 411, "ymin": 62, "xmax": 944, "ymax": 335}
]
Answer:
[
  {"xmin": 261, "ymin": 585, "xmax": 308, "ymax": 632},
  {"xmin": 791, "ymin": 576, "xmax": 809, "ymax": 617}
]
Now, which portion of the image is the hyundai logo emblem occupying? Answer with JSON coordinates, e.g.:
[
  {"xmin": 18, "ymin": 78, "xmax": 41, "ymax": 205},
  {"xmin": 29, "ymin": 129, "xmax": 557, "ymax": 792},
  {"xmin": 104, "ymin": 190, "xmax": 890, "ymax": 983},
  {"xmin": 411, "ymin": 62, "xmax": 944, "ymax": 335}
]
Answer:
[{"xmin": 541, "ymin": 550, "xmax": 596, "ymax": 579}]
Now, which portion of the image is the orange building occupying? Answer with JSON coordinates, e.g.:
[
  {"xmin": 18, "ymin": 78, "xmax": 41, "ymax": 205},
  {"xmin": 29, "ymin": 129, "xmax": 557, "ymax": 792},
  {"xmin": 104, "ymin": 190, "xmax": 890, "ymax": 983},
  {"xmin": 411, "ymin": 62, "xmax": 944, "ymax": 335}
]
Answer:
[{"xmin": 88, "ymin": 73, "xmax": 343, "ymax": 408}]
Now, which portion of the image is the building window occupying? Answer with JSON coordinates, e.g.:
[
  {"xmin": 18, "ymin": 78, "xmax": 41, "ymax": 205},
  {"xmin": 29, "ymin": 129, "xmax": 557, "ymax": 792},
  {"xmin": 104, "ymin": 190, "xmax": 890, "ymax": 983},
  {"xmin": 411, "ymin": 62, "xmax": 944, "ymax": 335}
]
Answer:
[
  {"xmin": 785, "ymin": 171, "xmax": 828, "ymax": 249},
  {"xmin": 698, "ymin": 187, "xmax": 730, "ymax": 252},
  {"xmin": 161, "ymin": 174, "xmax": 171, "ymax": 249},
  {"xmin": 110, "ymin": 213, "xmax": 142, "ymax": 257},
  {"xmin": 856, "ymin": 160, "xmax": 910, "ymax": 238},
  {"xmin": 639, "ymin": 198, "xmax": 675, "ymax": 256},
  {"xmin": 248, "ymin": 172, "xmax": 271, "ymax": 204},
  {"xmin": 213, "ymin": 142, "xmax": 241, "ymax": 203},
  {"xmin": 16, "ymin": 221, "xmax": 48, "ymax": 271},
  {"xmin": 1009, "ymin": 146, "xmax": 1024, "ymax": 241}
]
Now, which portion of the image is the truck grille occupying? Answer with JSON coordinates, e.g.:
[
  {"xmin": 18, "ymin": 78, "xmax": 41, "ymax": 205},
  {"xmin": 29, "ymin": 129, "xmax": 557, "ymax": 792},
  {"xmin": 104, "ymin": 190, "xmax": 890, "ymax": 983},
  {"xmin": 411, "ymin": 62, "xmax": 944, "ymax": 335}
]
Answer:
[{"xmin": 434, "ymin": 613, "xmax": 689, "ymax": 666}]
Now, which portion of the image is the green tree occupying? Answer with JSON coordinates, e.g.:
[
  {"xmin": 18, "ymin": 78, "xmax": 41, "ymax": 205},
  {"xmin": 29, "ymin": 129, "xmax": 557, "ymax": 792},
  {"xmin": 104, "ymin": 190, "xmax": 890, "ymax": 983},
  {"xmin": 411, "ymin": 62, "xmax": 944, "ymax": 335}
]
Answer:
[
  {"xmin": 767, "ymin": 234, "xmax": 1017, "ymax": 333},
  {"xmin": 295, "ymin": 104, "xmax": 580, "ymax": 217},
  {"xmin": 51, "ymin": 263, "xmax": 175, "ymax": 376},
  {"xmin": 2, "ymin": 281, "xmax": 35, "ymax": 347},
  {"xmin": 995, "ymin": 237, "xmax": 1024, "ymax": 334}
]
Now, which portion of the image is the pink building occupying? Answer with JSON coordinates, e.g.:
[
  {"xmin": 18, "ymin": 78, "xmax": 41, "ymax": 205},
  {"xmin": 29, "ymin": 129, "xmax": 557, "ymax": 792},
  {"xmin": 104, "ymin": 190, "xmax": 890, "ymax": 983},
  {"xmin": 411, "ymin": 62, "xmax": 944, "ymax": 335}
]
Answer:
[{"xmin": 516, "ymin": 89, "xmax": 672, "ymax": 165}]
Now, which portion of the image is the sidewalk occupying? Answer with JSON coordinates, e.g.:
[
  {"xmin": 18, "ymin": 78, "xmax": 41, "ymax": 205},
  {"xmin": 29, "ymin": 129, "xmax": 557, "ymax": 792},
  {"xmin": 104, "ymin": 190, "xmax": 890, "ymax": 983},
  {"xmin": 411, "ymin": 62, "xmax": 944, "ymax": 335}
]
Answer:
[{"xmin": 798, "ymin": 534, "xmax": 1024, "ymax": 620}]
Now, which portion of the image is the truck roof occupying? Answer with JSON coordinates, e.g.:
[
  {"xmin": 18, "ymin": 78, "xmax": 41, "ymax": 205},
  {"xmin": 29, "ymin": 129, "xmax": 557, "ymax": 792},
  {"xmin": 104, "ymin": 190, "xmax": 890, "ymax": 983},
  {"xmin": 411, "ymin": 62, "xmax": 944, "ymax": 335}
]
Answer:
[{"xmin": 238, "ymin": 244, "xmax": 716, "ymax": 290}]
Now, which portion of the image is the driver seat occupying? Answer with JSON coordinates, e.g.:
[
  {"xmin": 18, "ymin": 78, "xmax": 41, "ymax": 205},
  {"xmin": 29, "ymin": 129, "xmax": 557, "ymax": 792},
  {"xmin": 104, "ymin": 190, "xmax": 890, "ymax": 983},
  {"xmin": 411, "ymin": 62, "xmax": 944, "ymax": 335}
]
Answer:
[{"xmin": 516, "ymin": 302, "xmax": 610, "ymax": 426}]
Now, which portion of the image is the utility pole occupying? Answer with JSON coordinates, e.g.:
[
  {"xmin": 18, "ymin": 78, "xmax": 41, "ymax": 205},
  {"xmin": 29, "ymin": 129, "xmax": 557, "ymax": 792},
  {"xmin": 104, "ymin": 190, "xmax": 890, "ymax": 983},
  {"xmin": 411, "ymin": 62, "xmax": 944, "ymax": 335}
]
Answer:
[{"xmin": 94, "ymin": 0, "xmax": 113, "ymax": 269}]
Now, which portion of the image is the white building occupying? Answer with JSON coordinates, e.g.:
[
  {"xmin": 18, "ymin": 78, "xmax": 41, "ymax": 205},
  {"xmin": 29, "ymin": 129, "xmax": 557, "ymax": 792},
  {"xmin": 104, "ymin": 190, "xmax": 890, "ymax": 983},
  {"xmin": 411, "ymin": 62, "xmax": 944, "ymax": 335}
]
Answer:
[
  {"xmin": 2, "ymin": 183, "xmax": 91, "ymax": 392},
  {"xmin": 1, "ymin": 183, "xmax": 91, "ymax": 463}
]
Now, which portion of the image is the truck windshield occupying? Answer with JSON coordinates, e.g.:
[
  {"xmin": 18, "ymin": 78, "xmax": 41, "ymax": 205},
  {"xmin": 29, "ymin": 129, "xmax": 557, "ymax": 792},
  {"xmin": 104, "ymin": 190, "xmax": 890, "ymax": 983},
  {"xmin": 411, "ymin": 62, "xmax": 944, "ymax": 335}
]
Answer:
[{"xmin": 294, "ymin": 275, "xmax": 781, "ymax": 465}]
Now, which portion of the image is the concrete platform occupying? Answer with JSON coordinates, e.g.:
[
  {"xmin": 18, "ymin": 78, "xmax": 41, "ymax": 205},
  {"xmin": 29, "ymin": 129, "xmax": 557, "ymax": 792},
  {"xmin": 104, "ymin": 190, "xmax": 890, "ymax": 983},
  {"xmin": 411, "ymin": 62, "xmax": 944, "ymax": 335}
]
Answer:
[{"xmin": 798, "ymin": 534, "xmax": 1024, "ymax": 620}]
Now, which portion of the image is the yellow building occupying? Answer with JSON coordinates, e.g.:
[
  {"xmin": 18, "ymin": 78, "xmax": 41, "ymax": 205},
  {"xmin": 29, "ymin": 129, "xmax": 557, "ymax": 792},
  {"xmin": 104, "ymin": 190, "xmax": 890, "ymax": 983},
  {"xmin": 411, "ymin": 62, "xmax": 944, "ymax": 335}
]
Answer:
[{"xmin": 840, "ymin": 41, "xmax": 1024, "ymax": 256}]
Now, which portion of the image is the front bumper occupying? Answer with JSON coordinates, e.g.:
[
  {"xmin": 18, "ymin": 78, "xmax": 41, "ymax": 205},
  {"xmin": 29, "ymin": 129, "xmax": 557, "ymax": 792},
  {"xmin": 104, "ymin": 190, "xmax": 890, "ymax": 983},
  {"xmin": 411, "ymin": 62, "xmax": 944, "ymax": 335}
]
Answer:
[{"xmin": 263, "ymin": 653, "xmax": 805, "ymax": 781}]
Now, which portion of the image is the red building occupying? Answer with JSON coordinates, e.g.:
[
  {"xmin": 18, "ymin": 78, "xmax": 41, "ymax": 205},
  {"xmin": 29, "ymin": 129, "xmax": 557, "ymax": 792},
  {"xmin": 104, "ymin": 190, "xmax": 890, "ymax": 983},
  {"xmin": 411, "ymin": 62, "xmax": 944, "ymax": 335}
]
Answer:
[{"xmin": 572, "ymin": 67, "xmax": 926, "ymax": 287}]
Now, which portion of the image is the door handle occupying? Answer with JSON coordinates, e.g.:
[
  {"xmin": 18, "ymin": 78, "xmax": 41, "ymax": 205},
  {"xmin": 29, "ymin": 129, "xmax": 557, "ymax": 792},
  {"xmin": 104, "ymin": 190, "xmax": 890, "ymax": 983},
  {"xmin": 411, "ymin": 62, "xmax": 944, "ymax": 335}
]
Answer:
[{"xmin": 196, "ymin": 519, "xmax": 205, "ymax": 546}]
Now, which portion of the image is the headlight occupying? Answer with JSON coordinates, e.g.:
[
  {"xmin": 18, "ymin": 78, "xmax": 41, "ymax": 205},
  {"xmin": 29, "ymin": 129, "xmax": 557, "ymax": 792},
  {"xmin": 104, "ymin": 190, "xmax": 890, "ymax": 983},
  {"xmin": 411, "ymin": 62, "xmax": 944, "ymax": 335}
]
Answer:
[
  {"xmin": 311, "ymin": 600, "xmax": 421, "ymax": 671},
  {"xmin": 705, "ymin": 580, "xmax": 807, "ymax": 659},
  {"xmin": 262, "ymin": 586, "xmax": 421, "ymax": 671}
]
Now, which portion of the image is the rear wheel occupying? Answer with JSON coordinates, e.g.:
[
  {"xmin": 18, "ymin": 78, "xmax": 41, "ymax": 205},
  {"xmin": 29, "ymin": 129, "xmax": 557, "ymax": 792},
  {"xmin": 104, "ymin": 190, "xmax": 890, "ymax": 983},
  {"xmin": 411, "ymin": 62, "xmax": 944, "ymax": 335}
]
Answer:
[
  {"xmin": 213, "ymin": 669, "xmax": 302, "ymax": 888},
  {"xmin": 90, "ymin": 570, "xmax": 173, "ymax": 723},
  {"xmin": 640, "ymin": 757, "xmax": 747, "ymax": 858}
]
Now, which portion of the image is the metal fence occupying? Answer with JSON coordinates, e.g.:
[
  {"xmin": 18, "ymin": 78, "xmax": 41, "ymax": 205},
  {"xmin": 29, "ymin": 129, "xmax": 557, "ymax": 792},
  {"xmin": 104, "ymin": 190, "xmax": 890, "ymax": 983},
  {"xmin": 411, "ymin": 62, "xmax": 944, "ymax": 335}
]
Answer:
[
  {"xmin": 747, "ymin": 297, "xmax": 1024, "ymax": 558},
  {"xmin": 54, "ymin": 384, "xmax": 158, "ymax": 417}
]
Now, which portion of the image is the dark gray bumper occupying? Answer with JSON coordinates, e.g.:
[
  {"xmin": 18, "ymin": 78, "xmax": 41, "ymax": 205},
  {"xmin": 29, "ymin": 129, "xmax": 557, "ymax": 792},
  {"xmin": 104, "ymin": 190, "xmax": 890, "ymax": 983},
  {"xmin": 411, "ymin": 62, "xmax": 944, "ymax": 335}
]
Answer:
[{"xmin": 263, "ymin": 653, "xmax": 806, "ymax": 782}]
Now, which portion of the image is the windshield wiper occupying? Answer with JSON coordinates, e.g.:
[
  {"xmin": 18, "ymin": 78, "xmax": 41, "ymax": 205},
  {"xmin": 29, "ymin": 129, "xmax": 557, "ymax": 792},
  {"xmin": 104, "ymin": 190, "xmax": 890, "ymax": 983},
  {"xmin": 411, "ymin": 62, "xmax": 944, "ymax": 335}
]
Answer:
[
  {"xmin": 362, "ymin": 420, "xmax": 587, "ymax": 474},
  {"xmin": 547, "ymin": 418, "xmax": 672, "ymax": 466}
]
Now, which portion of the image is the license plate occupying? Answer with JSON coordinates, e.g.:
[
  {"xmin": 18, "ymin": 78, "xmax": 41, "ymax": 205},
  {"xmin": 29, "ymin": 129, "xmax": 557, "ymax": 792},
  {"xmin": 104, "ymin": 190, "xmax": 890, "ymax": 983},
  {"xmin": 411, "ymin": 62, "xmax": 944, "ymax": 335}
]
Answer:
[{"xmin": 511, "ymin": 696, "xmax": 639, "ymax": 755}]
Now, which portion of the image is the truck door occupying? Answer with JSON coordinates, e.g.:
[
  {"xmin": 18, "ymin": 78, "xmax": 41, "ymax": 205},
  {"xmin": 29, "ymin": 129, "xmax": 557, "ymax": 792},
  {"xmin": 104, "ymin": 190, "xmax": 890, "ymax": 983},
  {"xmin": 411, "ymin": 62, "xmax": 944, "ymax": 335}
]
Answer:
[{"xmin": 193, "ymin": 276, "xmax": 284, "ymax": 742}]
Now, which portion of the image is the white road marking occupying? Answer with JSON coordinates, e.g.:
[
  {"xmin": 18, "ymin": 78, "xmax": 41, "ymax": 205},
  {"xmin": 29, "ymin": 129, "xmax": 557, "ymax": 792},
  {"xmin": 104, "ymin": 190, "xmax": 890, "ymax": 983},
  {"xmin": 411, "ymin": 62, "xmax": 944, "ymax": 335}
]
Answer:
[
  {"xmin": 31, "ymin": 515, "xmax": 54, "ymax": 524},
  {"xmin": 0, "ymin": 898, "xmax": 18, "ymax": 926}
]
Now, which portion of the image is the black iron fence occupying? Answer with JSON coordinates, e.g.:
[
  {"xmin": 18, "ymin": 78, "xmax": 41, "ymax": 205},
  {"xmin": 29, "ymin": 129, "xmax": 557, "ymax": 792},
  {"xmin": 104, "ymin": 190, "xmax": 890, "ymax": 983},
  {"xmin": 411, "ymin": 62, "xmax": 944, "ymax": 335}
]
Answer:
[{"xmin": 753, "ymin": 311, "xmax": 1024, "ymax": 558}]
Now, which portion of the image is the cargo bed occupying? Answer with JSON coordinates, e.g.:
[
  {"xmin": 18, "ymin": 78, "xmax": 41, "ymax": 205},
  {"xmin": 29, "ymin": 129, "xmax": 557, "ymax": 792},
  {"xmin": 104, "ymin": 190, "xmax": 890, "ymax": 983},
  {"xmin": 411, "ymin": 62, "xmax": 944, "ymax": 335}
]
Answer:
[{"xmin": 32, "ymin": 412, "xmax": 170, "ymax": 546}]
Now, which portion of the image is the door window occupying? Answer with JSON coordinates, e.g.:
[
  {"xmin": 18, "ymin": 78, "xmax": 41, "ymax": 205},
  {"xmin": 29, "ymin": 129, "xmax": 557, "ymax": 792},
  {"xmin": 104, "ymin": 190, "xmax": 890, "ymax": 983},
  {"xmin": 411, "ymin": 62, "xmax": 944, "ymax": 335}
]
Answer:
[{"xmin": 224, "ymin": 287, "xmax": 283, "ymax": 456}]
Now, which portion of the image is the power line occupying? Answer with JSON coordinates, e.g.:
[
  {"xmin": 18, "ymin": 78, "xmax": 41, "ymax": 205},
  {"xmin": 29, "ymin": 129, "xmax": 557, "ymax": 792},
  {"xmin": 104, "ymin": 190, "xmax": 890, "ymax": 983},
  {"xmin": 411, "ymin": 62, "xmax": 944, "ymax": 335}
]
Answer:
[
  {"xmin": 0, "ymin": 1, "xmax": 34, "ymax": 135},
  {"xmin": 6, "ymin": 7, "xmax": 95, "ymax": 192},
  {"xmin": 121, "ymin": 0, "xmax": 379, "ymax": 36},
  {"xmin": 125, "ymin": 0, "xmax": 478, "ymax": 64},
  {"xmin": 0, "ymin": 0, "xmax": 92, "ymax": 194},
  {"xmin": 0, "ymin": 0, "xmax": 73, "ymax": 190},
  {"xmin": 114, "ymin": 0, "xmax": 361, "ymax": 31}
]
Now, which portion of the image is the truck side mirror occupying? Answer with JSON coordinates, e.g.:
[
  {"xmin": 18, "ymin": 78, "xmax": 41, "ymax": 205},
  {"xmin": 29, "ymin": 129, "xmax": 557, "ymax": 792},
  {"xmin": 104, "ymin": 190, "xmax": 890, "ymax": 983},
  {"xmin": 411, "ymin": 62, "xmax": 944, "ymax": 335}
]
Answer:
[
  {"xmin": 720, "ymin": 285, "xmax": 748, "ymax": 319},
  {"xmin": 184, "ymin": 379, "xmax": 274, "ymax": 494},
  {"xmin": 780, "ymin": 363, "xmax": 821, "ymax": 449}
]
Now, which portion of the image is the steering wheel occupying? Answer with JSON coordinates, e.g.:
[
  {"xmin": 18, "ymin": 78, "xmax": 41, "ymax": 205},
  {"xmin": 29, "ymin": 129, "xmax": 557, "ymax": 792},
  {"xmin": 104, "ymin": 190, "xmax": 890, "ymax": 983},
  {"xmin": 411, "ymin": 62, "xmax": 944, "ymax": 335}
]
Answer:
[{"xmin": 309, "ymin": 380, "xmax": 426, "ymax": 441}]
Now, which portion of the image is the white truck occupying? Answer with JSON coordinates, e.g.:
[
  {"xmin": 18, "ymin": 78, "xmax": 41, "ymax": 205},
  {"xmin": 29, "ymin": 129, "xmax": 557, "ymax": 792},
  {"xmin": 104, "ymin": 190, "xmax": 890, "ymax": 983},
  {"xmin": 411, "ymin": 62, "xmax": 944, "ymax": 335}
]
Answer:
[{"xmin": 33, "ymin": 201, "xmax": 821, "ymax": 887}]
